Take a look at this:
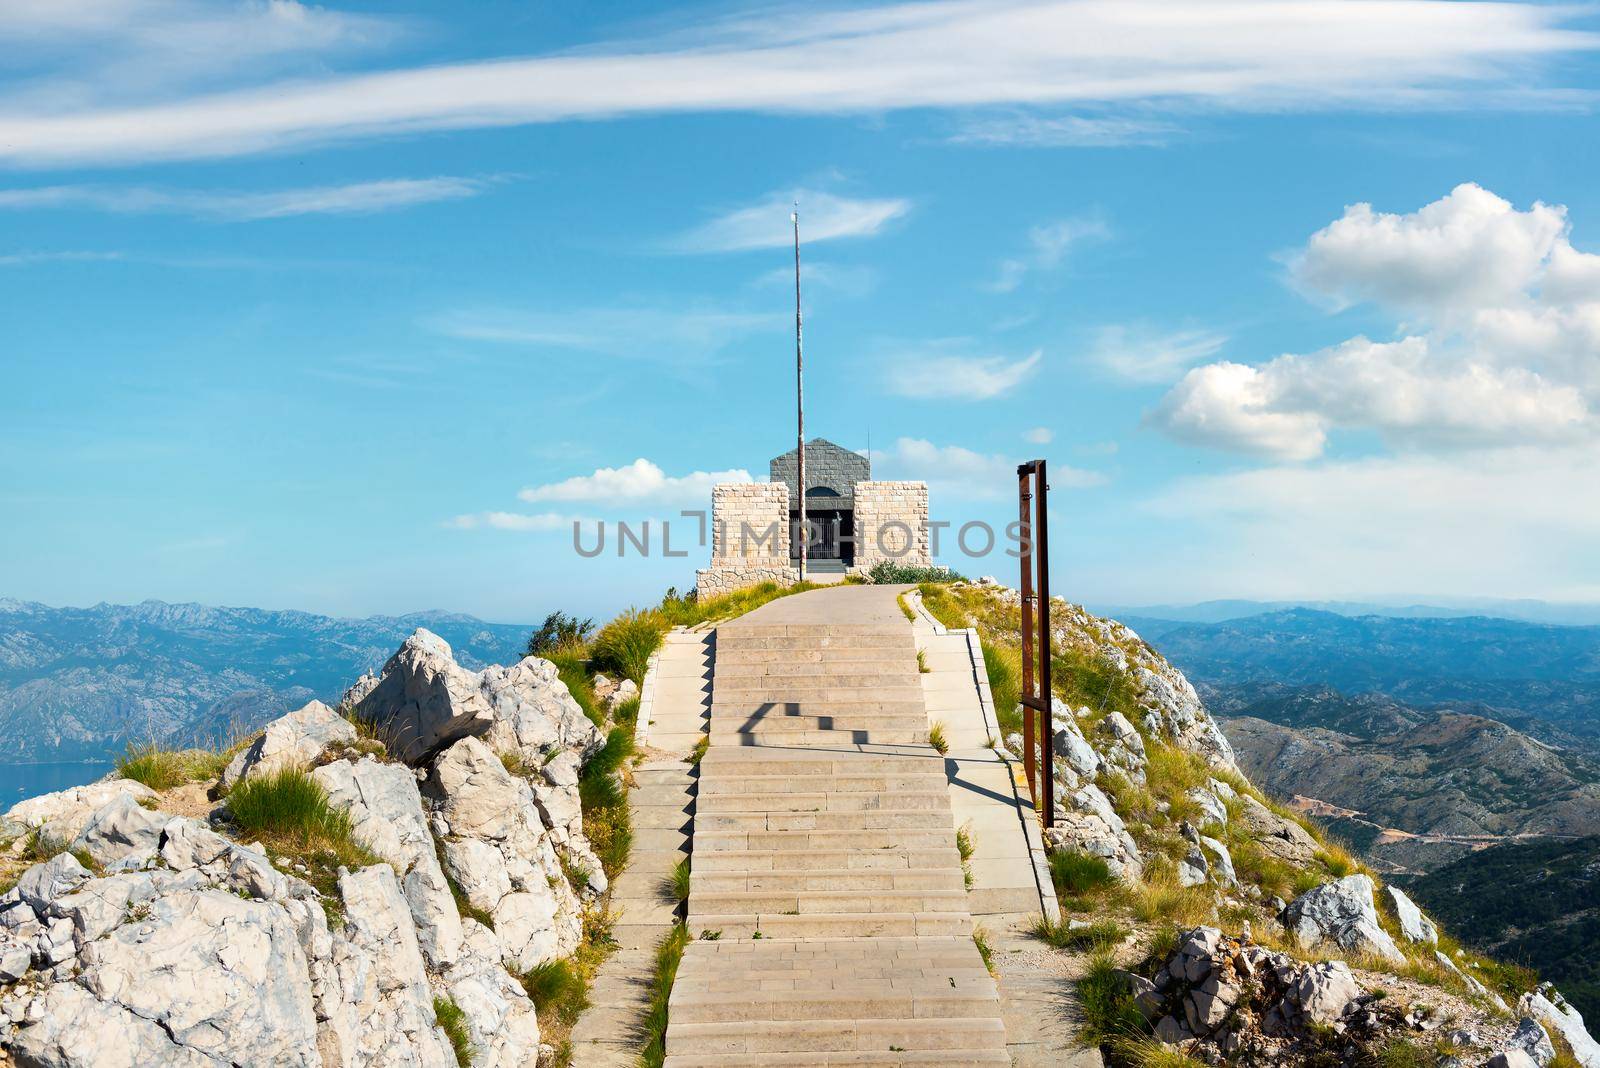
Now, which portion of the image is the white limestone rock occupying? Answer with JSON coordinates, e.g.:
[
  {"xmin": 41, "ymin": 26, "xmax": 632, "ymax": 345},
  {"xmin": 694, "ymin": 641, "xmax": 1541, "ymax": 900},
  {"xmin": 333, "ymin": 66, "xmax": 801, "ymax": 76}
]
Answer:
[
  {"xmin": 15, "ymin": 853, "xmax": 91, "ymax": 913},
  {"xmin": 441, "ymin": 920, "xmax": 542, "ymax": 1068},
  {"xmin": 526, "ymin": 751, "xmax": 607, "ymax": 896},
  {"xmin": 1506, "ymin": 1016, "xmax": 1557, "ymax": 1067},
  {"xmin": 1385, "ymin": 885, "xmax": 1438, "ymax": 945},
  {"xmin": 69, "ymin": 793, "xmax": 170, "ymax": 869},
  {"xmin": 220, "ymin": 700, "xmax": 356, "ymax": 789},
  {"xmin": 428, "ymin": 737, "xmax": 583, "ymax": 970},
  {"xmin": 1049, "ymin": 700, "xmax": 1101, "ymax": 779},
  {"xmin": 1044, "ymin": 782, "xmax": 1143, "ymax": 880},
  {"xmin": 1236, "ymin": 794, "xmax": 1322, "ymax": 865},
  {"xmin": 354, "ymin": 628, "xmax": 601, "ymax": 765},
  {"xmin": 1200, "ymin": 835, "xmax": 1237, "ymax": 888},
  {"xmin": 4, "ymin": 780, "xmax": 158, "ymax": 845},
  {"xmin": 1095, "ymin": 711, "xmax": 1147, "ymax": 783},
  {"xmin": 1131, "ymin": 662, "xmax": 1237, "ymax": 771},
  {"xmin": 605, "ymin": 677, "xmax": 639, "ymax": 711},
  {"xmin": 1522, "ymin": 985, "xmax": 1600, "ymax": 1068},
  {"xmin": 313, "ymin": 757, "xmax": 463, "ymax": 968},
  {"xmin": 1282, "ymin": 874, "xmax": 1405, "ymax": 963}
]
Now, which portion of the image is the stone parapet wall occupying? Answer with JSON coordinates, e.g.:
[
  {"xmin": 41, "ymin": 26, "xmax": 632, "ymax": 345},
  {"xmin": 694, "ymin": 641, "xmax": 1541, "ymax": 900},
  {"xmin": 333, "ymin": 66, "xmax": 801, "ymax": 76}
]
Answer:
[
  {"xmin": 852, "ymin": 481, "xmax": 931, "ymax": 568},
  {"xmin": 695, "ymin": 564, "xmax": 799, "ymax": 600}
]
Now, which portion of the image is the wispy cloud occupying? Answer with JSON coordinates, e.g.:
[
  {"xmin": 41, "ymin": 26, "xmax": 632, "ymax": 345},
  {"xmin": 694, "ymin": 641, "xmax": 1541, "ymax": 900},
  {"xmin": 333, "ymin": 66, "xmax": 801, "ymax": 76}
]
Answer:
[
  {"xmin": 1088, "ymin": 325, "xmax": 1227, "ymax": 383},
  {"xmin": 0, "ymin": 250, "xmax": 123, "ymax": 267},
  {"xmin": 877, "ymin": 437, "xmax": 1103, "ymax": 500},
  {"xmin": 3, "ymin": 1, "xmax": 1591, "ymax": 166},
  {"xmin": 1024, "ymin": 427, "xmax": 1054, "ymax": 444},
  {"xmin": 988, "ymin": 216, "xmax": 1109, "ymax": 292},
  {"xmin": 430, "ymin": 304, "xmax": 779, "ymax": 365},
  {"xmin": 884, "ymin": 349, "xmax": 1042, "ymax": 401},
  {"xmin": 0, "ymin": 177, "xmax": 491, "ymax": 220},
  {"xmin": 674, "ymin": 189, "xmax": 910, "ymax": 253},
  {"xmin": 949, "ymin": 112, "xmax": 1179, "ymax": 148},
  {"xmin": 520, "ymin": 459, "xmax": 752, "ymax": 507},
  {"xmin": 447, "ymin": 511, "xmax": 591, "ymax": 533}
]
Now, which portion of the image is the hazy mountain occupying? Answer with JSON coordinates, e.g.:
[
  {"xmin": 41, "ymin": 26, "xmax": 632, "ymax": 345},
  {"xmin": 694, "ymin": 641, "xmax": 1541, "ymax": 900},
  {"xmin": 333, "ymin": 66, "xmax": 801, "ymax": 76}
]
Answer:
[
  {"xmin": 1405, "ymin": 836, "xmax": 1600, "ymax": 1021},
  {"xmin": 0, "ymin": 598, "xmax": 532, "ymax": 765},
  {"xmin": 1097, "ymin": 598, "xmax": 1600, "ymax": 627},
  {"xmin": 1213, "ymin": 684, "xmax": 1600, "ymax": 873},
  {"xmin": 1130, "ymin": 609, "xmax": 1600, "ymax": 742}
]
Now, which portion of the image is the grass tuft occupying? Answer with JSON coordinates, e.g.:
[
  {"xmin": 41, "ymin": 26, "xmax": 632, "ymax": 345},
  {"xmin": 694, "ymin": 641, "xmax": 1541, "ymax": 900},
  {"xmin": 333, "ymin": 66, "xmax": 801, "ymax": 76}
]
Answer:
[
  {"xmin": 668, "ymin": 856, "xmax": 691, "ymax": 906},
  {"xmin": 640, "ymin": 923, "xmax": 690, "ymax": 1068},
  {"xmin": 433, "ymin": 996, "xmax": 475, "ymax": 1068},
  {"xmin": 589, "ymin": 609, "xmax": 661, "ymax": 687},
  {"xmin": 517, "ymin": 958, "xmax": 589, "ymax": 1026},
  {"xmin": 117, "ymin": 742, "xmax": 231, "ymax": 791},
  {"xmin": 1031, "ymin": 915, "xmax": 1128, "ymax": 953},
  {"xmin": 973, "ymin": 926, "xmax": 996, "ymax": 975},
  {"xmin": 1078, "ymin": 950, "xmax": 1149, "ymax": 1047},
  {"xmin": 579, "ymin": 727, "xmax": 634, "ymax": 881},
  {"xmin": 686, "ymin": 736, "xmax": 709, "ymax": 766},
  {"xmin": 929, "ymin": 721, "xmax": 949, "ymax": 754},
  {"xmin": 225, "ymin": 766, "xmax": 380, "ymax": 910},
  {"xmin": 1049, "ymin": 850, "xmax": 1116, "ymax": 900}
]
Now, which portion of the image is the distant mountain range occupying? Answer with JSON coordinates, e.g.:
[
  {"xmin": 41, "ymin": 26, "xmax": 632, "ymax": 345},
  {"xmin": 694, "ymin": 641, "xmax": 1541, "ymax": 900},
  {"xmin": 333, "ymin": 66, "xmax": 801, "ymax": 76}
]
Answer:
[
  {"xmin": 1095, "ymin": 597, "xmax": 1600, "ymax": 627},
  {"xmin": 0, "ymin": 598, "xmax": 532, "ymax": 765},
  {"xmin": 1213, "ymin": 684, "xmax": 1600, "ymax": 873}
]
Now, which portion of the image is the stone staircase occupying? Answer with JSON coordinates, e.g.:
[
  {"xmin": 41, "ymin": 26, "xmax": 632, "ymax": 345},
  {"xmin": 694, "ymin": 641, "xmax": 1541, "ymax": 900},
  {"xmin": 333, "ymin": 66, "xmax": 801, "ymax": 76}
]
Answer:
[{"xmin": 664, "ymin": 610, "xmax": 1010, "ymax": 1066}]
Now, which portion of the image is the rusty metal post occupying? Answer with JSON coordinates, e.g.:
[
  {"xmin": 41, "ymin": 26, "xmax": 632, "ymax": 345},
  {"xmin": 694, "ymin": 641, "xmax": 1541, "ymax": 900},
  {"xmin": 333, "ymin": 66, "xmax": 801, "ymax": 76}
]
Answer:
[
  {"xmin": 1017, "ymin": 459, "xmax": 1053, "ymax": 829},
  {"xmin": 1017, "ymin": 465, "xmax": 1036, "ymax": 803}
]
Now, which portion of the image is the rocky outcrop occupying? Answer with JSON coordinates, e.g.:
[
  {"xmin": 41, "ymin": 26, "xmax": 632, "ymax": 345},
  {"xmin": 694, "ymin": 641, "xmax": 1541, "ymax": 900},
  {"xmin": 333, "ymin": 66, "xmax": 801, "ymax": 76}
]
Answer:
[
  {"xmin": 1045, "ymin": 782, "xmax": 1144, "ymax": 880},
  {"xmin": 427, "ymin": 736, "xmax": 583, "ymax": 970},
  {"xmin": 1385, "ymin": 885, "xmax": 1438, "ymax": 945},
  {"xmin": 313, "ymin": 757, "xmax": 462, "ymax": 968},
  {"xmin": 440, "ymin": 920, "xmax": 542, "ymax": 1068},
  {"xmin": 1282, "ymin": 874, "xmax": 1405, "ymax": 963},
  {"xmin": 1523, "ymin": 985, "xmax": 1600, "ymax": 1067},
  {"xmin": 3, "ymin": 780, "xmax": 157, "ymax": 846},
  {"xmin": 353, "ymin": 628, "xmax": 600, "ymax": 765},
  {"xmin": 1235, "ymin": 794, "xmax": 1321, "ymax": 865},
  {"xmin": 221, "ymin": 700, "xmax": 356, "ymax": 789}
]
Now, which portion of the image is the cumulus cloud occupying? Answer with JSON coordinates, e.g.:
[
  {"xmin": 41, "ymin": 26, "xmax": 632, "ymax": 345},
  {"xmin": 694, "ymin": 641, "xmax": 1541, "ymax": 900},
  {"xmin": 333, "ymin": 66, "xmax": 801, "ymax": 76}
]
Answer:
[
  {"xmin": 1, "ymin": 1, "xmax": 1593, "ymax": 166},
  {"xmin": 0, "ymin": 178, "xmax": 490, "ymax": 220},
  {"xmin": 519, "ymin": 459, "xmax": 752, "ymax": 506},
  {"xmin": 988, "ymin": 217, "xmax": 1108, "ymax": 292},
  {"xmin": 1149, "ymin": 183, "xmax": 1600, "ymax": 459},
  {"xmin": 877, "ymin": 437, "xmax": 1103, "ymax": 500},
  {"xmin": 884, "ymin": 349, "xmax": 1041, "ymax": 400},
  {"xmin": 674, "ymin": 189, "xmax": 910, "ymax": 253},
  {"xmin": 1088, "ymin": 325, "xmax": 1226, "ymax": 383}
]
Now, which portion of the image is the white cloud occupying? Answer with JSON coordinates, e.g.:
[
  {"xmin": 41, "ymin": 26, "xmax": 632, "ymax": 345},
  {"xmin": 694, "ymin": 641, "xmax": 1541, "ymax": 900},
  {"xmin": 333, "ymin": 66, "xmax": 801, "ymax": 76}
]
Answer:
[
  {"xmin": 0, "ymin": 250, "xmax": 123, "ymax": 266},
  {"xmin": 1, "ymin": 1, "xmax": 1592, "ymax": 166},
  {"xmin": 1024, "ymin": 427, "xmax": 1054, "ymax": 444},
  {"xmin": 430, "ymin": 304, "xmax": 778, "ymax": 365},
  {"xmin": 948, "ymin": 112, "xmax": 1178, "ymax": 148},
  {"xmin": 674, "ymin": 189, "xmax": 910, "ymax": 253},
  {"xmin": 1088, "ymin": 325, "xmax": 1226, "ymax": 383},
  {"xmin": 988, "ymin": 217, "xmax": 1108, "ymax": 292},
  {"xmin": 519, "ymin": 459, "xmax": 752, "ymax": 506},
  {"xmin": 448, "ymin": 511, "xmax": 588, "ymax": 532},
  {"xmin": 1150, "ymin": 183, "xmax": 1600, "ymax": 459},
  {"xmin": 0, "ymin": 178, "xmax": 488, "ymax": 220},
  {"xmin": 1142, "ymin": 447, "xmax": 1600, "ymax": 601},
  {"xmin": 884, "ymin": 349, "xmax": 1042, "ymax": 400},
  {"xmin": 878, "ymin": 436, "xmax": 1103, "ymax": 500}
]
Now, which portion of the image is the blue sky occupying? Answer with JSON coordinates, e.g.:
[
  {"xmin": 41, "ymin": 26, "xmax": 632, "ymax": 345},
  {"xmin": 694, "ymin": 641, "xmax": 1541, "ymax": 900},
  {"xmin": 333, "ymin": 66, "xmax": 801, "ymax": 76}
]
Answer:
[{"xmin": 4, "ymin": 0, "xmax": 1600, "ymax": 623}]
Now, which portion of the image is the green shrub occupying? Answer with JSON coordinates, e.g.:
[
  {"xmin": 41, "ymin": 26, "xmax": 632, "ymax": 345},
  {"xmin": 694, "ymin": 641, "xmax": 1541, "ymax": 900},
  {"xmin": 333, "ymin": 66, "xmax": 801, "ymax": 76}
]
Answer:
[
  {"xmin": 1049, "ymin": 850, "xmax": 1116, "ymax": 898},
  {"xmin": 865, "ymin": 561, "xmax": 965, "ymax": 584},
  {"xmin": 589, "ymin": 609, "xmax": 662, "ymax": 686},
  {"xmin": 226, "ymin": 767, "xmax": 373, "ymax": 867},
  {"xmin": 527, "ymin": 611, "xmax": 595, "ymax": 657},
  {"xmin": 432, "ymin": 997, "xmax": 475, "ymax": 1067},
  {"xmin": 640, "ymin": 924, "xmax": 690, "ymax": 1068},
  {"xmin": 579, "ymin": 727, "xmax": 634, "ymax": 880},
  {"xmin": 518, "ymin": 958, "xmax": 589, "ymax": 1026},
  {"xmin": 546, "ymin": 650, "xmax": 605, "ymax": 730},
  {"xmin": 1031, "ymin": 915, "xmax": 1128, "ymax": 952}
]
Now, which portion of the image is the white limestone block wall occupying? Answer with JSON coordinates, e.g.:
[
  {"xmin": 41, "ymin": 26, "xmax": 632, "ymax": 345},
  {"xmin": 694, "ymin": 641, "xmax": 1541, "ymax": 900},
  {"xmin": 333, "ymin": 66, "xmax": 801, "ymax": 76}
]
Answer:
[
  {"xmin": 852, "ymin": 480, "xmax": 931, "ymax": 570},
  {"xmin": 695, "ymin": 482, "xmax": 797, "ymax": 598}
]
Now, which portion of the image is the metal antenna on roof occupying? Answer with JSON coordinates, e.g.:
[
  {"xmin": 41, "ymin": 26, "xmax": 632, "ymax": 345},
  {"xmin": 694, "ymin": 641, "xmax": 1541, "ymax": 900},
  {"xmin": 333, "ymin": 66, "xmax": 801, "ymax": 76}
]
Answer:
[{"xmin": 793, "ymin": 205, "xmax": 806, "ymax": 583}]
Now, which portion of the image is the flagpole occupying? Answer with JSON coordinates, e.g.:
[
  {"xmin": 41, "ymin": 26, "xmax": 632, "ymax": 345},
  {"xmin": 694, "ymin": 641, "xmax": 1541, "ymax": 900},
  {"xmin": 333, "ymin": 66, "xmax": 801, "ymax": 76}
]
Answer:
[{"xmin": 793, "ymin": 208, "xmax": 807, "ymax": 583}]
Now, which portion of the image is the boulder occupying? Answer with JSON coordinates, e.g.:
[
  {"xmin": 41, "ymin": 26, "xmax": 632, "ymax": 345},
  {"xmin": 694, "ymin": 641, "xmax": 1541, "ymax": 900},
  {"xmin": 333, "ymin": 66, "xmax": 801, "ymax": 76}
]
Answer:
[
  {"xmin": 1506, "ymin": 1016, "xmax": 1556, "ymax": 1067},
  {"xmin": 1490, "ymin": 1052, "xmax": 1540, "ymax": 1068},
  {"xmin": 1521, "ymin": 985, "xmax": 1600, "ymax": 1068},
  {"xmin": 1096, "ymin": 712, "xmax": 1148, "ymax": 782},
  {"xmin": 1282, "ymin": 875, "xmax": 1404, "ymax": 963},
  {"xmin": 605, "ymin": 678, "xmax": 639, "ymax": 711},
  {"xmin": 428, "ymin": 737, "xmax": 583, "ymax": 970},
  {"xmin": 4, "ymin": 780, "xmax": 158, "ymax": 845},
  {"xmin": 354, "ymin": 629, "xmax": 600, "ymax": 765},
  {"xmin": 220, "ymin": 701, "xmax": 356, "ymax": 789},
  {"xmin": 313, "ymin": 757, "xmax": 463, "ymax": 968},
  {"xmin": 15, "ymin": 853, "xmax": 91, "ymax": 912},
  {"xmin": 1045, "ymin": 783, "xmax": 1143, "ymax": 880},
  {"xmin": 1050, "ymin": 701, "xmax": 1102, "ymax": 779},
  {"xmin": 1235, "ymin": 794, "xmax": 1321, "ymax": 865},
  {"xmin": 1200, "ymin": 835, "xmax": 1237, "ymax": 888},
  {"xmin": 1290, "ymin": 960, "xmax": 1361, "ymax": 1025},
  {"xmin": 441, "ymin": 920, "xmax": 542, "ymax": 1068},
  {"xmin": 69, "ymin": 793, "xmax": 170, "ymax": 869},
  {"xmin": 1384, "ymin": 885, "xmax": 1438, "ymax": 945}
]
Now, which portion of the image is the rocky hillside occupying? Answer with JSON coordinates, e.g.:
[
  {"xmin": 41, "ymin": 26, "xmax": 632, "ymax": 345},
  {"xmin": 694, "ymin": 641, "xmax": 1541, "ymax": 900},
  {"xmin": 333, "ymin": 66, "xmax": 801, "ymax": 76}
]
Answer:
[
  {"xmin": 0, "ymin": 626, "xmax": 633, "ymax": 1067},
  {"xmin": 0, "ymin": 599, "xmax": 531, "ymax": 765},
  {"xmin": 1215, "ymin": 685, "xmax": 1600, "ymax": 873},
  {"xmin": 916, "ymin": 579, "xmax": 1600, "ymax": 1067},
  {"xmin": 1408, "ymin": 837, "xmax": 1600, "ymax": 1026}
]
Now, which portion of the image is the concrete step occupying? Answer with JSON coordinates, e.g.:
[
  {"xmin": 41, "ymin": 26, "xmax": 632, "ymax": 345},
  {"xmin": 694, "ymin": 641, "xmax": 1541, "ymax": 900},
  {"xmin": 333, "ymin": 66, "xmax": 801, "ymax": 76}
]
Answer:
[
  {"xmin": 697, "ymin": 772, "xmax": 949, "ymax": 796},
  {"xmin": 666, "ymin": 1012, "xmax": 1007, "ymax": 1056},
  {"xmin": 669, "ymin": 982, "xmax": 996, "ymax": 1026},
  {"xmin": 693, "ymin": 868, "xmax": 967, "ymax": 893},
  {"xmin": 710, "ymin": 729, "xmax": 934, "ymax": 746},
  {"xmin": 688, "ymin": 887, "xmax": 972, "ymax": 916},
  {"xmin": 712, "ymin": 683, "xmax": 927, "ymax": 699},
  {"xmin": 711, "ymin": 700, "xmax": 929, "ymax": 716},
  {"xmin": 715, "ymin": 647, "xmax": 929, "ymax": 664},
  {"xmin": 690, "ymin": 847, "xmax": 963, "ymax": 872},
  {"xmin": 695, "ymin": 827, "xmax": 959, "ymax": 852},
  {"xmin": 697, "ymin": 752, "xmax": 945, "ymax": 776},
  {"xmin": 684, "ymin": 910, "xmax": 975, "ymax": 940},
  {"xmin": 713, "ymin": 671, "xmax": 922, "ymax": 688},
  {"xmin": 709, "ymin": 715, "xmax": 932, "ymax": 737},
  {"xmin": 694, "ymin": 790, "xmax": 951, "ymax": 813},
  {"xmin": 666, "ymin": 1049, "xmax": 1009, "ymax": 1066},
  {"xmin": 712, "ymin": 658, "xmax": 919, "ymax": 675},
  {"xmin": 696, "ymin": 809, "xmax": 956, "ymax": 833},
  {"xmin": 715, "ymin": 634, "xmax": 915, "ymax": 652}
]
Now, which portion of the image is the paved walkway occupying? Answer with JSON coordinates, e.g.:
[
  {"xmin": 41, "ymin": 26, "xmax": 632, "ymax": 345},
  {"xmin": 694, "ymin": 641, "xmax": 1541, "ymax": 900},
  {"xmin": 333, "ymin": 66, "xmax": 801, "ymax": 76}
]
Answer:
[{"xmin": 663, "ymin": 585, "xmax": 1010, "ymax": 1065}]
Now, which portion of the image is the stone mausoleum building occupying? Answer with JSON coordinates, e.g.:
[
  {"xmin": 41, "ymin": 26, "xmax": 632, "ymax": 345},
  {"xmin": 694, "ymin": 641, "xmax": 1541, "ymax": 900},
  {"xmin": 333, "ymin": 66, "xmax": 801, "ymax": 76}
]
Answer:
[{"xmin": 696, "ymin": 438, "xmax": 929, "ymax": 598}]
